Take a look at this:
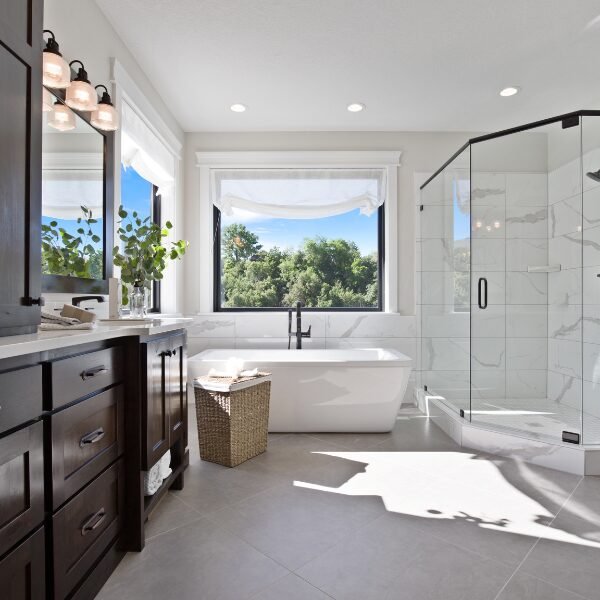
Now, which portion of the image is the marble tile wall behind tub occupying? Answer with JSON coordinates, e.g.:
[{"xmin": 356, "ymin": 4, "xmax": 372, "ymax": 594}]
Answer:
[{"xmin": 186, "ymin": 312, "xmax": 418, "ymax": 404}]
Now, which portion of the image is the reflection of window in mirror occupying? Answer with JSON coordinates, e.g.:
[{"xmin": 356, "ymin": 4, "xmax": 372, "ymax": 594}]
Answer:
[
  {"xmin": 120, "ymin": 165, "xmax": 161, "ymax": 312},
  {"xmin": 42, "ymin": 88, "xmax": 104, "ymax": 280}
]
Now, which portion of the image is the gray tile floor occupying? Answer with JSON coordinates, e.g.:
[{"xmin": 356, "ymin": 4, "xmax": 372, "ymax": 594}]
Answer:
[{"xmin": 98, "ymin": 407, "xmax": 600, "ymax": 600}]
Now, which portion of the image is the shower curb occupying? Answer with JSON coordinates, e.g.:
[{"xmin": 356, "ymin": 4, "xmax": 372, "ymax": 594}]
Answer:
[{"xmin": 416, "ymin": 388, "xmax": 600, "ymax": 476}]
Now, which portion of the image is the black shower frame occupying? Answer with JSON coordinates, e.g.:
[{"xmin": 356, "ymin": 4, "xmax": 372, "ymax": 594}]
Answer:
[
  {"xmin": 419, "ymin": 108, "xmax": 600, "ymax": 431},
  {"xmin": 420, "ymin": 109, "xmax": 600, "ymax": 191}
]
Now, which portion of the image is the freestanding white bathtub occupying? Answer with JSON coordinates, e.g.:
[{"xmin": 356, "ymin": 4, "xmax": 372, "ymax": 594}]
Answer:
[{"xmin": 188, "ymin": 348, "xmax": 412, "ymax": 432}]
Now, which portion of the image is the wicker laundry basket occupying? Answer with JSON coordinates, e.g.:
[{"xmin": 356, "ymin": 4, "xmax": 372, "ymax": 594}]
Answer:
[{"xmin": 194, "ymin": 373, "xmax": 271, "ymax": 467}]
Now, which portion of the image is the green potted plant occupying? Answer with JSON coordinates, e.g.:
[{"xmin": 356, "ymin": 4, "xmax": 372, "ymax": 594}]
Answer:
[{"xmin": 113, "ymin": 206, "xmax": 188, "ymax": 316}]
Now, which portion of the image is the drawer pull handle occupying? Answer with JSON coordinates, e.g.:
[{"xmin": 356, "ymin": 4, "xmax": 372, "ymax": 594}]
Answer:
[
  {"xmin": 81, "ymin": 366, "xmax": 108, "ymax": 380},
  {"xmin": 81, "ymin": 508, "xmax": 106, "ymax": 536},
  {"xmin": 79, "ymin": 427, "xmax": 105, "ymax": 448}
]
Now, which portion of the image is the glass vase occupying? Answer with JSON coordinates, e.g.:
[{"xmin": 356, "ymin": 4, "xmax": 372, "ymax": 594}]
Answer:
[{"xmin": 130, "ymin": 285, "xmax": 147, "ymax": 318}]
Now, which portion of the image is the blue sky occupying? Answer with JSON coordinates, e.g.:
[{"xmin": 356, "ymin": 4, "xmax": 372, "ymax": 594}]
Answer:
[
  {"xmin": 222, "ymin": 208, "xmax": 379, "ymax": 255},
  {"xmin": 120, "ymin": 165, "xmax": 153, "ymax": 220}
]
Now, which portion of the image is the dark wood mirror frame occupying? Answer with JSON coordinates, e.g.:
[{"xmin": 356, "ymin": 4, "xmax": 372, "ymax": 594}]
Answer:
[{"xmin": 41, "ymin": 87, "xmax": 114, "ymax": 295}]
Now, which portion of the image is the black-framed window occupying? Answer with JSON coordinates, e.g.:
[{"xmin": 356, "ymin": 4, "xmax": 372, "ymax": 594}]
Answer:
[
  {"xmin": 120, "ymin": 165, "xmax": 161, "ymax": 312},
  {"xmin": 213, "ymin": 187, "xmax": 385, "ymax": 312}
]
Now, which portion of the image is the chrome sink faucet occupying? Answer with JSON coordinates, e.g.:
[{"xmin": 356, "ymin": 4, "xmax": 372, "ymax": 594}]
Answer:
[{"xmin": 288, "ymin": 301, "xmax": 311, "ymax": 349}]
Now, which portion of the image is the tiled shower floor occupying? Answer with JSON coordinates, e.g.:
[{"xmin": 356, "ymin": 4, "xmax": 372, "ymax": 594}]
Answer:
[{"xmin": 438, "ymin": 396, "xmax": 600, "ymax": 444}]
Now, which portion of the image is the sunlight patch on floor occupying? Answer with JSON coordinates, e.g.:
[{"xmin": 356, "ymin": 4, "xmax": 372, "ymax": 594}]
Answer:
[{"xmin": 294, "ymin": 450, "xmax": 600, "ymax": 549}]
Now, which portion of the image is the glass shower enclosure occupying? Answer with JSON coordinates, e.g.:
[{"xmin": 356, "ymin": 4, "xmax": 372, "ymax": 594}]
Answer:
[{"xmin": 419, "ymin": 110, "xmax": 600, "ymax": 447}]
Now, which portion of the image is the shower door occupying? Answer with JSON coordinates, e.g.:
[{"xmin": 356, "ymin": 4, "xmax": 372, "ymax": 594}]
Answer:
[
  {"xmin": 419, "ymin": 147, "xmax": 471, "ymax": 417},
  {"xmin": 470, "ymin": 119, "xmax": 584, "ymax": 443}
]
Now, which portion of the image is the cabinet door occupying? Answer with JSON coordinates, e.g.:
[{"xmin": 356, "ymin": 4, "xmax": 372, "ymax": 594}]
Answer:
[
  {"xmin": 0, "ymin": 421, "xmax": 44, "ymax": 558},
  {"xmin": 142, "ymin": 338, "xmax": 170, "ymax": 469},
  {"xmin": 0, "ymin": 527, "xmax": 45, "ymax": 600},
  {"xmin": 0, "ymin": 0, "xmax": 43, "ymax": 336},
  {"xmin": 168, "ymin": 335, "xmax": 186, "ymax": 443}
]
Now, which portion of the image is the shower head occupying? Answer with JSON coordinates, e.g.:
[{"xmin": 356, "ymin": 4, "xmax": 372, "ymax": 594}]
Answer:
[{"xmin": 586, "ymin": 169, "xmax": 600, "ymax": 183}]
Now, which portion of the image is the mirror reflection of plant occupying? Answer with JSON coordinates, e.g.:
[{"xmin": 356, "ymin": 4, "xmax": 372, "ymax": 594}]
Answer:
[
  {"xmin": 113, "ymin": 206, "xmax": 188, "ymax": 306},
  {"xmin": 41, "ymin": 205, "xmax": 103, "ymax": 279}
]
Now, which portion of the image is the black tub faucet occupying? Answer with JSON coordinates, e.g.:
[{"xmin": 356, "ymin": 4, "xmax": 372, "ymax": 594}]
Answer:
[{"xmin": 288, "ymin": 301, "xmax": 311, "ymax": 349}]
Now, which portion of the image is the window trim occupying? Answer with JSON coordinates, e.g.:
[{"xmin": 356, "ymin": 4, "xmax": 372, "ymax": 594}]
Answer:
[
  {"xmin": 212, "ymin": 203, "xmax": 385, "ymax": 312},
  {"xmin": 196, "ymin": 151, "xmax": 401, "ymax": 313}
]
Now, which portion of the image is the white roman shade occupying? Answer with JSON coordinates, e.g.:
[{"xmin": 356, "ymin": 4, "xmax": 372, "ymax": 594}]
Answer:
[
  {"xmin": 121, "ymin": 101, "xmax": 175, "ymax": 199},
  {"xmin": 212, "ymin": 168, "xmax": 386, "ymax": 219},
  {"xmin": 42, "ymin": 152, "xmax": 103, "ymax": 219}
]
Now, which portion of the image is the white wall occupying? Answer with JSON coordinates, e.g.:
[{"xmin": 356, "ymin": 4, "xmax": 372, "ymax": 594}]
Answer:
[
  {"xmin": 43, "ymin": 0, "xmax": 186, "ymax": 312},
  {"xmin": 183, "ymin": 131, "xmax": 477, "ymax": 317}
]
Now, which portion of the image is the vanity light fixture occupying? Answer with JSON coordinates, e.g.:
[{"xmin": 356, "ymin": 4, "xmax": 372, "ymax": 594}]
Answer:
[
  {"xmin": 47, "ymin": 101, "xmax": 76, "ymax": 131},
  {"xmin": 230, "ymin": 104, "xmax": 247, "ymax": 113},
  {"xmin": 499, "ymin": 86, "xmax": 520, "ymax": 97},
  {"xmin": 347, "ymin": 103, "xmax": 365, "ymax": 112},
  {"xmin": 42, "ymin": 30, "xmax": 71, "ymax": 89},
  {"xmin": 91, "ymin": 85, "xmax": 119, "ymax": 131},
  {"xmin": 65, "ymin": 60, "xmax": 98, "ymax": 111}
]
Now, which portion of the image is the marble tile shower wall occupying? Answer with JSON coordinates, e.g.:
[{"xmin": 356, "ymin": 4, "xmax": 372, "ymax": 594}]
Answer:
[
  {"xmin": 417, "ymin": 170, "xmax": 549, "ymax": 405},
  {"xmin": 548, "ymin": 149, "xmax": 600, "ymax": 427},
  {"xmin": 186, "ymin": 312, "xmax": 418, "ymax": 401}
]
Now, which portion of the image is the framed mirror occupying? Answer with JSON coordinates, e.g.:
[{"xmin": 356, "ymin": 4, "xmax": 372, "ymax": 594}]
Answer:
[{"xmin": 41, "ymin": 87, "xmax": 114, "ymax": 293}]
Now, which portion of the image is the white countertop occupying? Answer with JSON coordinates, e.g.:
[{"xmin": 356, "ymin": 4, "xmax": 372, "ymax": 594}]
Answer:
[{"xmin": 0, "ymin": 318, "xmax": 193, "ymax": 360}]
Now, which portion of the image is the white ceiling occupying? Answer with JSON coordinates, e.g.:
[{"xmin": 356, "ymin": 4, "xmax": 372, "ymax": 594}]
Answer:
[{"xmin": 96, "ymin": 0, "xmax": 600, "ymax": 133}]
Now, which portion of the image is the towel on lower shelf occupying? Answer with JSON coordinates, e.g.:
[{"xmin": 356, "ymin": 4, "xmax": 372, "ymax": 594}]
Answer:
[
  {"xmin": 39, "ymin": 309, "xmax": 97, "ymax": 331},
  {"xmin": 143, "ymin": 450, "xmax": 172, "ymax": 496}
]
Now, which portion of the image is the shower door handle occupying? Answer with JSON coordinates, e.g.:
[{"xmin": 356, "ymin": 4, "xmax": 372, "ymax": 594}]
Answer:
[{"xmin": 478, "ymin": 277, "xmax": 488, "ymax": 309}]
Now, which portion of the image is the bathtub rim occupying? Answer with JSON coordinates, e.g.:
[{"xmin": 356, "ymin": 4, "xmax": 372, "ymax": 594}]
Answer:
[{"xmin": 189, "ymin": 347, "xmax": 413, "ymax": 369}]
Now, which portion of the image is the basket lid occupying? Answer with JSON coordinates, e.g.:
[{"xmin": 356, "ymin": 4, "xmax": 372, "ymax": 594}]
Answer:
[{"xmin": 194, "ymin": 372, "xmax": 271, "ymax": 392}]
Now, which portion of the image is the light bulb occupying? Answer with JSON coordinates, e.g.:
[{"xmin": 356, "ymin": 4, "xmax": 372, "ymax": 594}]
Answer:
[
  {"xmin": 43, "ymin": 52, "xmax": 70, "ymax": 88},
  {"xmin": 91, "ymin": 103, "xmax": 119, "ymax": 131},
  {"xmin": 47, "ymin": 103, "xmax": 76, "ymax": 131},
  {"xmin": 65, "ymin": 79, "xmax": 98, "ymax": 111}
]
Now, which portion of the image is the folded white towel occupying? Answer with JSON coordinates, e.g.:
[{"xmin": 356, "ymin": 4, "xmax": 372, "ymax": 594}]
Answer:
[
  {"xmin": 41, "ymin": 310, "xmax": 80, "ymax": 325},
  {"xmin": 39, "ymin": 322, "xmax": 96, "ymax": 331},
  {"xmin": 208, "ymin": 367, "xmax": 259, "ymax": 379},
  {"xmin": 39, "ymin": 310, "xmax": 97, "ymax": 331}
]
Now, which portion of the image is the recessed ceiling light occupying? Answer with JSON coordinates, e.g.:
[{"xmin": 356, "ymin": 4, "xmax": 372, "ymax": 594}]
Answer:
[
  {"xmin": 347, "ymin": 103, "xmax": 365, "ymax": 112},
  {"xmin": 230, "ymin": 103, "xmax": 247, "ymax": 113},
  {"xmin": 499, "ymin": 86, "xmax": 520, "ymax": 97}
]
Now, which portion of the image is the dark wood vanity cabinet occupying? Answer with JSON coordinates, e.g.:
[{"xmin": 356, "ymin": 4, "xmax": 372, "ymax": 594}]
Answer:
[
  {"xmin": 0, "ymin": 526, "xmax": 45, "ymax": 600},
  {"xmin": 0, "ymin": 330, "xmax": 189, "ymax": 599},
  {"xmin": 0, "ymin": 0, "xmax": 43, "ymax": 336},
  {"xmin": 142, "ymin": 332, "xmax": 187, "ymax": 470}
]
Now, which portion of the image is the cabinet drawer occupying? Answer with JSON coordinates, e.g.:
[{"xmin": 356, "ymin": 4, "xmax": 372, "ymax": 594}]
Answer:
[
  {"xmin": 0, "ymin": 526, "xmax": 45, "ymax": 600},
  {"xmin": 51, "ymin": 346, "xmax": 124, "ymax": 409},
  {"xmin": 50, "ymin": 385, "xmax": 125, "ymax": 509},
  {"xmin": 0, "ymin": 365, "xmax": 42, "ymax": 435},
  {"xmin": 0, "ymin": 421, "xmax": 44, "ymax": 558},
  {"xmin": 53, "ymin": 460, "xmax": 124, "ymax": 600}
]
